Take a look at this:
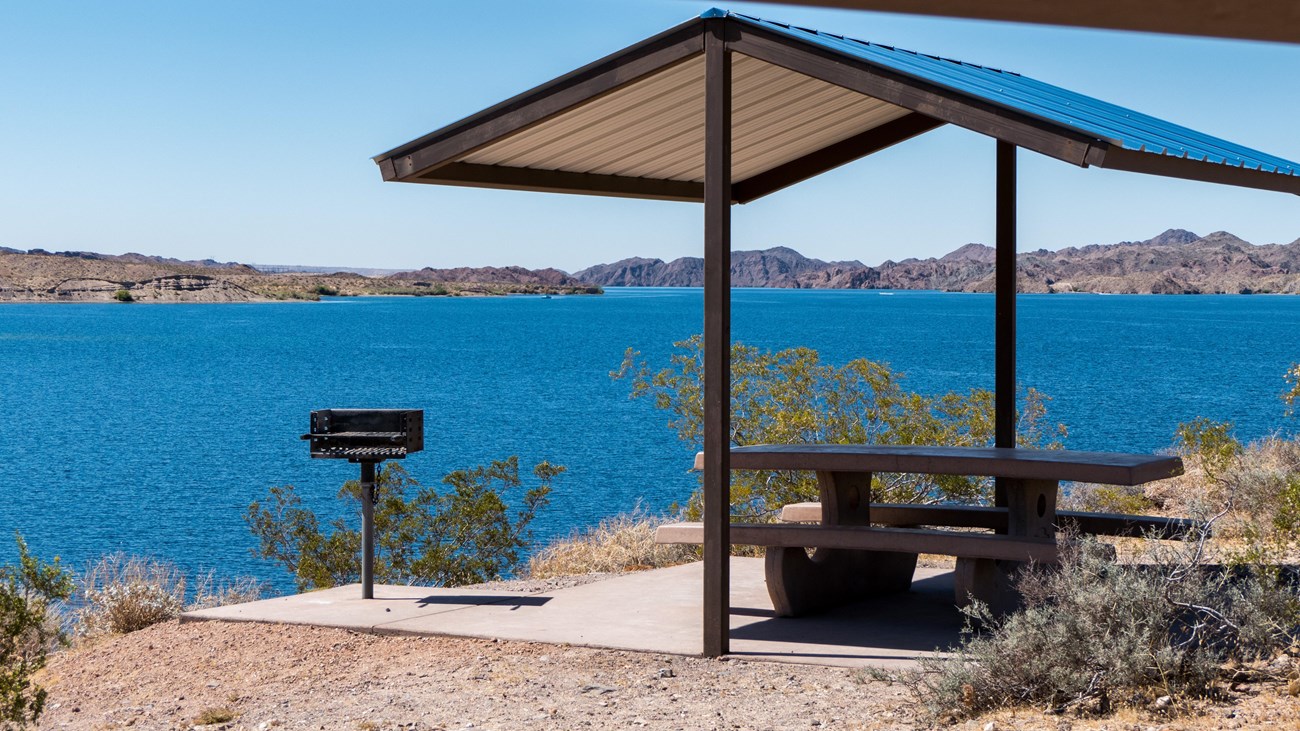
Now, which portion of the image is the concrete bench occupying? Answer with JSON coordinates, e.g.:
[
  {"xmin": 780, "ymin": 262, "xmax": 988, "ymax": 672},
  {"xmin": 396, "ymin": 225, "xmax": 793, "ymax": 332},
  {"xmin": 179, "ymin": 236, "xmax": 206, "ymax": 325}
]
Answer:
[
  {"xmin": 658, "ymin": 445, "xmax": 1185, "ymax": 616},
  {"xmin": 777, "ymin": 502, "xmax": 1202, "ymax": 540}
]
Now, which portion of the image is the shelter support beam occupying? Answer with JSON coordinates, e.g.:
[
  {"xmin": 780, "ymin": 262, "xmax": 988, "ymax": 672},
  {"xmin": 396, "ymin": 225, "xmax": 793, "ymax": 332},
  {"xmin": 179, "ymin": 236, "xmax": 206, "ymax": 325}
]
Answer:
[
  {"xmin": 411, "ymin": 162, "xmax": 704, "ymax": 202},
  {"xmin": 732, "ymin": 112, "xmax": 946, "ymax": 203},
  {"xmin": 702, "ymin": 19, "xmax": 732, "ymax": 659},
  {"xmin": 994, "ymin": 141, "xmax": 1017, "ymax": 509}
]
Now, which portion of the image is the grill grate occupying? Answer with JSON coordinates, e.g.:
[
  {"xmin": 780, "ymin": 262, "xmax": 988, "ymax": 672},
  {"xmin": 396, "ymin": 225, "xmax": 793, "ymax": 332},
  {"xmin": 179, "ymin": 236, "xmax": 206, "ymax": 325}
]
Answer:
[
  {"xmin": 313, "ymin": 445, "xmax": 409, "ymax": 459},
  {"xmin": 302, "ymin": 409, "xmax": 423, "ymax": 462}
]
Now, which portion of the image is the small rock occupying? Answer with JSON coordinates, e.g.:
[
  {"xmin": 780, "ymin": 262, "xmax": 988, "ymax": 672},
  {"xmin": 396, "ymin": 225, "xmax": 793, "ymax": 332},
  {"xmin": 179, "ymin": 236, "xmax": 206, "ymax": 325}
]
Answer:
[
  {"xmin": 1152, "ymin": 695, "xmax": 1173, "ymax": 711},
  {"xmin": 657, "ymin": 668, "xmax": 675, "ymax": 679},
  {"xmin": 581, "ymin": 684, "xmax": 617, "ymax": 695},
  {"xmin": 983, "ymin": 722, "xmax": 997, "ymax": 731}
]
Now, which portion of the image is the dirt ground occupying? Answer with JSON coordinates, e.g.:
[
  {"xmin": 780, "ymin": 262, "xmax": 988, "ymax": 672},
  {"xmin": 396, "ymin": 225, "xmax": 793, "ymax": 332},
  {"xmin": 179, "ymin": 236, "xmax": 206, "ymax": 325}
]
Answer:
[{"xmin": 35, "ymin": 619, "xmax": 1299, "ymax": 731}]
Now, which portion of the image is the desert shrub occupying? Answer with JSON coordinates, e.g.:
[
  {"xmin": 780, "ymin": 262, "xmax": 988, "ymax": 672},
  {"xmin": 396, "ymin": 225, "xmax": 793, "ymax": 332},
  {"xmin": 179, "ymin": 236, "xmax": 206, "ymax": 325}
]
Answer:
[
  {"xmin": 193, "ymin": 706, "xmax": 236, "ymax": 725},
  {"xmin": 1285, "ymin": 363, "xmax": 1300, "ymax": 415},
  {"xmin": 1176, "ymin": 418, "xmax": 1242, "ymax": 486},
  {"xmin": 616, "ymin": 335, "xmax": 1063, "ymax": 520},
  {"xmin": 528, "ymin": 508, "xmax": 698, "ymax": 578},
  {"xmin": 1, "ymin": 534, "xmax": 75, "ymax": 728},
  {"xmin": 76, "ymin": 556, "xmax": 264, "ymax": 635},
  {"xmin": 913, "ymin": 533, "xmax": 1300, "ymax": 719},
  {"xmin": 311, "ymin": 284, "xmax": 339, "ymax": 296},
  {"xmin": 1063, "ymin": 484, "xmax": 1157, "ymax": 515},
  {"xmin": 78, "ymin": 555, "xmax": 186, "ymax": 635},
  {"xmin": 112, "ymin": 288, "xmax": 134, "ymax": 302},
  {"xmin": 247, "ymin": 459, "xmax": 559, "ymax": 590}
]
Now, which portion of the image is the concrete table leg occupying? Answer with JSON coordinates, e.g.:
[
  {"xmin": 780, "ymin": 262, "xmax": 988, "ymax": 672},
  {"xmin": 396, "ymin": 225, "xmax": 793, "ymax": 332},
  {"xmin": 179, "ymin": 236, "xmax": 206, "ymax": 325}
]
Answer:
[
  {"xmin": 765, "ymin": 470, "xmax": 918, "ymax": 617},
  {"xmin": 954, "ymin": 478, "xmax": 1058, "ymax": 615}
]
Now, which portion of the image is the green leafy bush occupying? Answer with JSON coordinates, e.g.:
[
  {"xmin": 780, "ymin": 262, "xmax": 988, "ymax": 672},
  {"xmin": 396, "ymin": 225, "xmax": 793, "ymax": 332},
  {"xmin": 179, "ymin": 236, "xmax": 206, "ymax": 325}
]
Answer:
[
  {"xmin": 112, "ymin": 288, "xmax": 134, "ymax": 302},
  {"xmin": 1285, "ymin": 363, "xmax": 1300, "ymax": 415},
  {"xmin": 1063, "ymin": 484, "xmax": 1157, "ymax": 515},
  {"xmin": 247, "ymin": 459, "xmax": 559, "ymax": 590},
  {"xmin": 615, "ymin": 336, "xmax": 1063, "ymax": 519},
  {"xmin": 1, "ymin": 534, "xmax": 74, "ymax": 728},
  {"xmin": 1176, "ymin": 418, "xmax": 1242, "ymax": 485}
]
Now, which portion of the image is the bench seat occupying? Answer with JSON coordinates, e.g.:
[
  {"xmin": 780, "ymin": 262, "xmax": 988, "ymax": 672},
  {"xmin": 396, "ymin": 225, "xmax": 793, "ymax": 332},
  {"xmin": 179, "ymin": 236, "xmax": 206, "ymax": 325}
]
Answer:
[
  {"xmin": 654, "ymin": 521, "xmax": 1058, "ymax": 563},
  {"xmin": 777, "ymin": 502, "xmax": 1203, "ymax": 540}
]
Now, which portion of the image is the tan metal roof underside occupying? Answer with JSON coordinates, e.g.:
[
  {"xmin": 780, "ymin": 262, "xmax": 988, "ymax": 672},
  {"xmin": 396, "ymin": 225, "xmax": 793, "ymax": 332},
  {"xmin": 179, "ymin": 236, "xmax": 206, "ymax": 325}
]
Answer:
[{"xmin": 457, "ymin": 53, "xmax": 911, "ymax": 184}]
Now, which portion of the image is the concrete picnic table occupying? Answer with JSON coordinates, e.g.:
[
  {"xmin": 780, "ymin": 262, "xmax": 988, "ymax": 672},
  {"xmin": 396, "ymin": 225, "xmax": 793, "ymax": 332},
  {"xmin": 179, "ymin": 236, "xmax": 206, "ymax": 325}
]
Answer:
[{"xmin": 659, "ymin": 444, "xmax": 1186, "ymax": 616}]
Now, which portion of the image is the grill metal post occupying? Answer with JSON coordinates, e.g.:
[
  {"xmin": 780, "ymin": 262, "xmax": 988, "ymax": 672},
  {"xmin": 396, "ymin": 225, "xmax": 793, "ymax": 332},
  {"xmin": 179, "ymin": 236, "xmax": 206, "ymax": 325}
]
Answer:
[{"xmin": 360, "ymin": 460, "xmax": 377, "ymax": 600}]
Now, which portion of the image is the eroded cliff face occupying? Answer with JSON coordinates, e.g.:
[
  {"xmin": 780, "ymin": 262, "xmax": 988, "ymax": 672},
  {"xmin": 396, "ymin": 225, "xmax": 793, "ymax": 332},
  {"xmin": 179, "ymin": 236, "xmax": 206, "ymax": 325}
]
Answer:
[
  {"xmin": 573, "ymin": 229, "xmax": 1300, "ymax": 294},
  {"xmin": 0, "ymin": 249, "xmax": 601, "ymax": 302},
  {"xmin": 25, "ymin": 275, "xmax": 265, "ymax": 302}
]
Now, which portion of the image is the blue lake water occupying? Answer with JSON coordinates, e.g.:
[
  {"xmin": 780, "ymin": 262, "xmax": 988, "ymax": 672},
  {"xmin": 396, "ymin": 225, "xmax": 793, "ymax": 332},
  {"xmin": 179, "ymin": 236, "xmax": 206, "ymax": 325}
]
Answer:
[{"xmin": 3, "ymin": 288, "xmax": 1300, "ymax": 592}]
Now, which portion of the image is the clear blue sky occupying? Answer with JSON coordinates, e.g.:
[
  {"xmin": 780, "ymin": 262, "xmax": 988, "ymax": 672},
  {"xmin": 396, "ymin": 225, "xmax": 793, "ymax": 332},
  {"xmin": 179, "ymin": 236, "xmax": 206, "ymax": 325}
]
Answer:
[{"xmin": 2, "ymin": 1, "xmax": 1297, "ymax": 272}]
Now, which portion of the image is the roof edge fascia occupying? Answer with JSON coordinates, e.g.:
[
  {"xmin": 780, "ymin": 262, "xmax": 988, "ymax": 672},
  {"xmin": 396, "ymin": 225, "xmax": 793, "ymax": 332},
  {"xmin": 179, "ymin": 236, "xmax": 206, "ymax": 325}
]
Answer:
[
  {"xmin": 372, "ymin": 15, "xmax": 708, "ymax": 175},
  {"xmin": 1099, "ymin": 147, "xmax": 1300, "ymax": 196}
]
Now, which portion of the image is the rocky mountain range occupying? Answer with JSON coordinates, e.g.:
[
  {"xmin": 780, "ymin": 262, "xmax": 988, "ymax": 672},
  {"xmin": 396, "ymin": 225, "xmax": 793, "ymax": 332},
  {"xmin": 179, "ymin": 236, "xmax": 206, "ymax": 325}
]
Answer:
[
  {"xmin": 389, "ymin": 265, "xmax": 587, "ymax": 287},
  {"xmin": 573, "ymin": 230, "xmax": 1300, "ymax": 294},
  {"xmin": 0, "ymin": 248, "xmax": 599, "ymax": 302},
  {"xmin": 7, "ymin": 228, "xmax": 1300, "ymax": 302}
]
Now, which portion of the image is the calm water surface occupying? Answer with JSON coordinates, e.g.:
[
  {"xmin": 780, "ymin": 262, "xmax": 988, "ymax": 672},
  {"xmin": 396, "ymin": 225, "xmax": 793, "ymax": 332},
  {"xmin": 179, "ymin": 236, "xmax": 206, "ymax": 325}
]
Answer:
[{"xmin": 3, "ymin": 289, "xmax": 1299, "ymax": 591}]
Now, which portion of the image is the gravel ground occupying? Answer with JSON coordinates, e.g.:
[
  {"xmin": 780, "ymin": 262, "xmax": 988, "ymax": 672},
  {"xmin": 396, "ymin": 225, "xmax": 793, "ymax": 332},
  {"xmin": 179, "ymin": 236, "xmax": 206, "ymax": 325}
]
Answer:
[{"xmin": 35, "ymin": 620, "xmax": 1298, "ymax": 731}]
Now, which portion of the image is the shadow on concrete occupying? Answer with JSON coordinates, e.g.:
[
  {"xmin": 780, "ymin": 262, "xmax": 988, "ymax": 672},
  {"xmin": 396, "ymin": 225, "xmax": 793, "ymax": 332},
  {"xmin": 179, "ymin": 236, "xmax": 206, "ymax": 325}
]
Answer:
[
  {"xmin": 729, "ymin": 572, "xmax": 964, "ymax": 654},
  {"xmin": 415, "ymin": 595, "xmax": 552, "ymax": 608}
]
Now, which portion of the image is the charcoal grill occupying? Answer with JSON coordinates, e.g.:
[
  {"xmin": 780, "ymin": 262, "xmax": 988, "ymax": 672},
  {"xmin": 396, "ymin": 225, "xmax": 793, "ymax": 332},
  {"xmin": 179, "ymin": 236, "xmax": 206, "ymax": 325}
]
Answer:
[{"xmin": 302, "ymin": 409, "xmax": 424, "ymax": 599}]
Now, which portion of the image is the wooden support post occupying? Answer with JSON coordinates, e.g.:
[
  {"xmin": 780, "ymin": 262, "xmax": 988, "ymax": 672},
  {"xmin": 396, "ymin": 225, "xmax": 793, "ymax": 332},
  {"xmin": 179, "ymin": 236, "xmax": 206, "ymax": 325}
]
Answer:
[
  {"xmin": 702, "ymin": 18, "xmax": 732, "ymax": 659},
  {"xmin": 994, "ymin": 140, "xmax": 1017, "ymax": 509}
]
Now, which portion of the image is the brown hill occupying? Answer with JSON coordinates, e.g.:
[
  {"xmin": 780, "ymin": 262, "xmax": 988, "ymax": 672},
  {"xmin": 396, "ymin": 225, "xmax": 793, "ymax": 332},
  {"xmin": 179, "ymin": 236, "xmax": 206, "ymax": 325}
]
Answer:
[
  {"xmin": 573, "ymin": 246, "xmax": 864, "ymax": 288},
  {"xmin": 0, "ymin": 249, "xmax": 600, "ymax": 302},
  {"xmin": 389, "ymin": 265, "xmax": 586, "ymax": 287},
  {"xmin": 574, "ymin": 229, "xmax": 1300, "ymax": 294}
]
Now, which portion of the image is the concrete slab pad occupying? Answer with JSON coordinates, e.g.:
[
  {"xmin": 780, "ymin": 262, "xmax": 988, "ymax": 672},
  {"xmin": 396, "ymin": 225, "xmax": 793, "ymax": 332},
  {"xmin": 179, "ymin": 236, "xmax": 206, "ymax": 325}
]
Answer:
[
  {"xmin": 183, "ymin": 559, "xmax": 964, "ymax": 669},
  {"xmin": 184, "ymin": 583, "xmax": 539, "ymax": 632}
]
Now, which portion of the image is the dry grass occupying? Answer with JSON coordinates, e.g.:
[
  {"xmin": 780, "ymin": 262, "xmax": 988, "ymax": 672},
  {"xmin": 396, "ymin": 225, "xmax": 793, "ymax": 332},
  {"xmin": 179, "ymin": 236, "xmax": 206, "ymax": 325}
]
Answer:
[
  {"xmin": 78, "ymin": 554, "xmax": 187, "ymax": 636},
  {"xmin": 193, "ymin": 706, "xmax": 237, "ymax": 725},
  {"xmin": 527, "ymin": 509, "xmax": 698, "ymax": 578},
  {"xmin": 189, "ymin": 571, "xmax": 266, "ymax": 611},
  {"xmin": 77, "ymin": 555, "xmax": 267, "ymax": 637}
]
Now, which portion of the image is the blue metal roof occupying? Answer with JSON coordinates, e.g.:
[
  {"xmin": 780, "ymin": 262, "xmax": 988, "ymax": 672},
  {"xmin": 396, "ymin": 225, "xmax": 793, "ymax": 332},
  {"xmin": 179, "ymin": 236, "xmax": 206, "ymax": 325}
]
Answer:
[{"xmin": 725, "ymin": 10, "xmax": 1300, "ymax": 178}]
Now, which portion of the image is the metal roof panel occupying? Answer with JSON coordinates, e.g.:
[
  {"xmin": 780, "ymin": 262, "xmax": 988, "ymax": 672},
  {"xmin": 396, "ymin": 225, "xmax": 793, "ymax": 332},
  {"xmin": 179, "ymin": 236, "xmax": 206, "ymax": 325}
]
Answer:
[{"xmin": 730, "ymin": 11, "xmax": 1299, "ymax": 177}]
